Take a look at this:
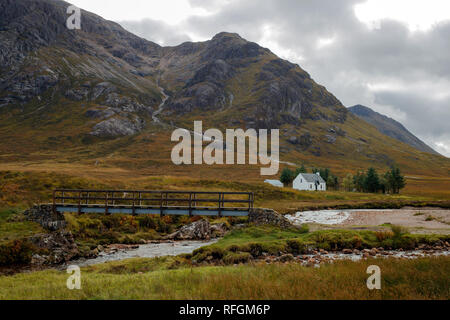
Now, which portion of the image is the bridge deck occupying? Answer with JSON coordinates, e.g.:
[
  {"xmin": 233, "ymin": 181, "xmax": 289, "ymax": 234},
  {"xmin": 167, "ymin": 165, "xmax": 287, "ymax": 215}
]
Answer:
[{"xmin": 52, "ymin": 189, "xmax": 254, "ymax": 217}]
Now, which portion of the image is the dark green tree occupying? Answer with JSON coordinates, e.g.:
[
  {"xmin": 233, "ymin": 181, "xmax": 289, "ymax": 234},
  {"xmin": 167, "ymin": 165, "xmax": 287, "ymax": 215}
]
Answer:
[
  {"xmin": 353, "ymin": 171, "xmax": 366, "ymax": 192},
  {"xmin": 295, "ymin": 164, "xmax": 307, "ymax": 176},
  {"xmin": 364, "ymin": 167, "xmax": 380, "ymax": 193},
  {"xmin": 280, "ymin": 168, "xmax": 295, "ymax": 187},
  {"xmin": 327, "ymin": 174, "xmax": 339, "ymax": 190},
  {"xmin": 385, "ymin": 167, "xmax": 406, "ymax": 194}
]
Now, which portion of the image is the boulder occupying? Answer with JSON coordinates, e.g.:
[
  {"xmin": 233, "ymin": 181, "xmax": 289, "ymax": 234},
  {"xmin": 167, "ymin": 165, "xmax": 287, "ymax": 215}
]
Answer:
[
  {"xmin": 91, "ymin": 116, "xmax": 145, "ymax": 137},
  {"xmin": 166, "ymin": 219, "xmax": 212, "ymax": 240},
  {"xmin": 29, "ymin": 231, "xmax": 79, "ymax": 265},
  {"xmin": 248, "ymin": 208, "xmax": 293, "ymax": 229},
  {"xmin": 210, "ymin": 222, "xmax": 229, "ymax": 237}
]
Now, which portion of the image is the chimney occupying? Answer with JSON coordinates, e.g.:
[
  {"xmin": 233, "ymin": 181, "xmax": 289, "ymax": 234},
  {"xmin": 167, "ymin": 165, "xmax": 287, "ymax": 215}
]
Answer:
[{"xmin": 316, "ymin": 172, "xmax": 321, "ymax": 177}]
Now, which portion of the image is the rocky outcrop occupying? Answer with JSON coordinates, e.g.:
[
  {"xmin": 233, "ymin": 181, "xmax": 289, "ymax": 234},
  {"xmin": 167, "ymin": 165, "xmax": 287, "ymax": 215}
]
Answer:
[
  {"xmin": 23, "ymin": 205, "xmax": 66, "ymax": 231},
  {"xmin": 248, "ymin": 208, "xmax": 293, "ymax": 229},
  {"xmin": 91, "ymin": 116, "xmax": 146, "ymax": 137},
  {"xmin": 166, "ymin": 219, "xmax": 229, "ymax": 240},
  {"xmin": 29, "ymin": 231, "xmax": 79, "ymax": 265}
]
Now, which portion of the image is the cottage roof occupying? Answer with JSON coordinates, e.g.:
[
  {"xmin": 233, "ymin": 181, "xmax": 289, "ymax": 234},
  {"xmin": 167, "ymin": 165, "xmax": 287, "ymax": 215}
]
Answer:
[{"xmin": 299, "ymin": 173, "xmax": 326, "ymax": 184}]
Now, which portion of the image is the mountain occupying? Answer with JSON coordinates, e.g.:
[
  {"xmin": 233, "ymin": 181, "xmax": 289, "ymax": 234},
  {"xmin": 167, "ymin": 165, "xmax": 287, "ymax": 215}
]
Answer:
[
  {"xmin": 348, "ymin": 105, "xmax": 439, "ymax": 155},
  {"xmin": 0, "ymin": 0, "xmax": 449, "ymax": 180}
]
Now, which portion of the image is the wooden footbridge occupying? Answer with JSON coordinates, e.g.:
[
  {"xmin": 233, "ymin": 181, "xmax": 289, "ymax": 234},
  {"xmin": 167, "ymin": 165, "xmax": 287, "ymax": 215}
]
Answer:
[{"xmin": 52, "ymin": 189, "xmax": 254, "ymax": 217}]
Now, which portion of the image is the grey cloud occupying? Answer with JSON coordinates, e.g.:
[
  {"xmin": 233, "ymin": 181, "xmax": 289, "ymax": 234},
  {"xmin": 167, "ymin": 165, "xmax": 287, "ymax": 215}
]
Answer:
[
  {"xmin": 119, "ymin": 19, "xmax": 191, "ymax": 46},
  {"xmin": 118, "ymin": 0, "xmax": 450, "ymax": 156}
]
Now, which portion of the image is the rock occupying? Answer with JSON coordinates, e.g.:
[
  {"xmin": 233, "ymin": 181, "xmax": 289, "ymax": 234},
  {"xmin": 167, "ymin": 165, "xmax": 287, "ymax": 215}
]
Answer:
[
  {"xmin": 288, "ymin": 136, "xmax": 299, "ymax": 145},
  {"xmin": 85, "ymin": 108, "xmax": 116, "ymax": 119},
  {"xmin": 91, "ymin": 116, "xmax": 145, "ymax": 137},
  {"xmin": 369, "ymin": 249, "xmax": 378, "ymax": 256},
  {"xmin": 324, "ymin": 134, "xmax": 337, "ymax": 144},
  {"xmin": 277, "ymin": 254, "xmax": 294, "ymax": 262},
  {"xmin": 210, "ymin": 222, "xmax": 229, "ymax": 237},
  {"xmin": 342, "ymin": 249, "xmax": 353, "ymax": 254},
  {"xmin": 65, "ymin": 87, "xmax": 89, "ymax": 101},
  {"xmin": 299, "ymin": 133, "xmax": 313, "ymax": 148},
  {"xmin": 92, "ymin": 82, "xmax": 117, "ymax": 100},
  {"xmin": 23, "ymin": 205, "xmax": 66, "ymax": 231},
  {"xmin": 248, "ymin": 208, "xmax": 293, "ymax": 229},
  {"xmin": 362, "ymin": 253, "xmax": 370, "ymax": 258},
  {"xmin": 29, "ymin": 231, "xmax": 79, "ymax": 265},
  {"xmin": 166, "ymin": 219, "xmax": 211, "ymax": 240}
]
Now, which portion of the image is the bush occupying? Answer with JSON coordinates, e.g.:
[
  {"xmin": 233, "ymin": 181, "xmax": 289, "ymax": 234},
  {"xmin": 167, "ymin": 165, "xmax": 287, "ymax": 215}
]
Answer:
[
  {"xmin": 375, "ymin": 230, "xmax": 394, "ymax": 242},
  {"xmin": 391, "ymin": 225, "xmax": 407, "ymax": 238},
  {"xmin": 0, "ymin": 240, "xmax": 35, "ymax": 266},
  {"xmin": 247, "ymin": 243, "xmax": 264, "ymax": 258},
  {"xmin": 286, "ymin": 239, "xmax": 307, "ymax": 255},
  {"xmin": 223, "ymin": 252, "xmax": 252, "ymax": 265},
  {"xmin": 297, "ymin": 224, "xmax": 310, "ymax": 234},
  {"xmin": 137, "ymin": 216, "xmax": 157, "ymax": 230}
]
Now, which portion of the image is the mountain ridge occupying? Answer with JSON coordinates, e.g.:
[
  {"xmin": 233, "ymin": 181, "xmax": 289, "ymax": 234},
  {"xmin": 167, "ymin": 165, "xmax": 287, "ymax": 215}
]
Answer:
[{"xmin": 348, "ymin": 105, "xmax": 439, "ymax": 156}]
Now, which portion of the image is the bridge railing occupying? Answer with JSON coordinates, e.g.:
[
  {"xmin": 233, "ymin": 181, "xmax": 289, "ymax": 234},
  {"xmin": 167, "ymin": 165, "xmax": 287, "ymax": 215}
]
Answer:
[{"xmin": 52, "ymin": 189, "xmax": 254, "ymax": 215}]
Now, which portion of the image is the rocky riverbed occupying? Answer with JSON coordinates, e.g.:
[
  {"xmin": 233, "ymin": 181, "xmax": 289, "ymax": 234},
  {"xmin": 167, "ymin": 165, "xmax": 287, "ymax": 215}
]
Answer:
[{"xmin": 258, "ymin": 242, "xmax": 450, "ymax": 268}]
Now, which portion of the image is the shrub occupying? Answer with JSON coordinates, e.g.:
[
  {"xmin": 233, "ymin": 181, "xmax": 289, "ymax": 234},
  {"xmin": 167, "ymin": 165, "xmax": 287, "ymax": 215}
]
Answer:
[
  {"xmin": 391, "ymin": 225, "xmax": 407, "ymax": 238},
  {"xmin": 286, "ymin": 239, "xmax": 307, "ymax": 255},
  {"xmin": 375, "ymin": 230, "xmax": 394, "ymax": 242},
  {"xmin": 223, "ymin": 252, "xmax": 252, "ymax": 265},
  {"xmin": 0, "ymin": 240, "xmax": 35, "ymax": 266},
  {"xmin": 137, "ymin": 216, "xmax": 157, "ymax": 230},
  {"xmin": 247, "ymin": 243, "xmax": 264, "ymax": 258},
  {"xmin": 297, "ymin": 224, "xmax": 310, "ymax": 234},
  {"xmin": 209, "ymin": 247, "xmax": 225, "ymax": 260}
]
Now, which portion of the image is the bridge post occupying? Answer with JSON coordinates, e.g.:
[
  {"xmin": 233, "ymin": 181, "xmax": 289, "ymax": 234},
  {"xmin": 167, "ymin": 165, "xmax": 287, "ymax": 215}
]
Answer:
[
  {"xmin": 189, "ymin": 192, "xmax": 193, "ymax": 217},
  {"xmin": 218, "ymin": 193, "xmax": 223, "ymax": 217},
  {"xmin": 132, "ymin": 191, "xmax": 136, "ymax": 216},
  {"xmin": 77, "ymin": 191, "xmax": 81, "ymax": 214},
  {"xmin": 105, "ymin": 192, "xmax": 109, "ymax": 215}
]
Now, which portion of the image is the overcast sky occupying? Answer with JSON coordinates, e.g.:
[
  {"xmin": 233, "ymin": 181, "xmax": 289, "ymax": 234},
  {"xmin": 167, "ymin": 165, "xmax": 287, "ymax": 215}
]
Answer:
[{"xmin": 70, "ymin": 0, "xmax": 450, "ymax": 157}]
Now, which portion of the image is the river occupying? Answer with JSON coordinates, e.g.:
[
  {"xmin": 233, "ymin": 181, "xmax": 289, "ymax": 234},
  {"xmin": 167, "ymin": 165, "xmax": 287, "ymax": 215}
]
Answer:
[{"xmin": 69, "ymin": 240, "xmax": 218, "ymax": 267}]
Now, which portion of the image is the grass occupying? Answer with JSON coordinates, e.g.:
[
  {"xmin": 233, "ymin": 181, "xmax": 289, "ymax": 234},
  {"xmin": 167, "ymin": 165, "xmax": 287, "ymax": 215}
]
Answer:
[
  {"xmin": 0, "ymin": 208, "xmax": 44, "ymax": 245},
  {"xmin": 1, "ymin": 170, "xmax": 449, "ymax": 214},
  {"xmin": 0, "ymin": 256, "xmax": 448, "ymax": 299}
]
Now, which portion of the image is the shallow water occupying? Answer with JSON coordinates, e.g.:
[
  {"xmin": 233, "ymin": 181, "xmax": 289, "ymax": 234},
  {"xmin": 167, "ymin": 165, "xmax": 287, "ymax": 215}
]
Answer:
[{"xmin": 70, "ymin": 239, "xmax": 218, "ymax": 267}]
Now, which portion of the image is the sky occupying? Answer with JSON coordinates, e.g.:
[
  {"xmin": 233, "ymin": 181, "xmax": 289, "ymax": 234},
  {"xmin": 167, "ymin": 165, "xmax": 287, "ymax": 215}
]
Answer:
[{"xmin": 69, "ymin": 0, "xmax": 450, "ymax": 157}]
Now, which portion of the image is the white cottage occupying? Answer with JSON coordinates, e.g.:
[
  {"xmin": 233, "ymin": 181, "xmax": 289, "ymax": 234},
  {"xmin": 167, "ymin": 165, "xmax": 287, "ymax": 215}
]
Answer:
[{"xmin": 293, "ymin": 173, "xmax": 327, "ymax": 191}]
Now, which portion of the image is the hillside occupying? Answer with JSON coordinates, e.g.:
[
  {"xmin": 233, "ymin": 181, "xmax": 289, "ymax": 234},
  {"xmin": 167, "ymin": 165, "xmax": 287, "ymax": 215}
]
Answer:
[
  {"xmin": 0, "ymin": 0, "xmax": 449, "ymax": 184},
  {"xmin": 349, "ymin": 105, "xmax": 439, "ymax": 155}
]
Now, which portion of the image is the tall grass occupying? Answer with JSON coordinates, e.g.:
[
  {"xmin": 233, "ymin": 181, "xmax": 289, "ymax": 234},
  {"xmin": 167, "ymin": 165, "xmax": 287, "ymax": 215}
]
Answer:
[{"xmin": 0, "ymin": 257, "xmax": 448, "ymax": 300}]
